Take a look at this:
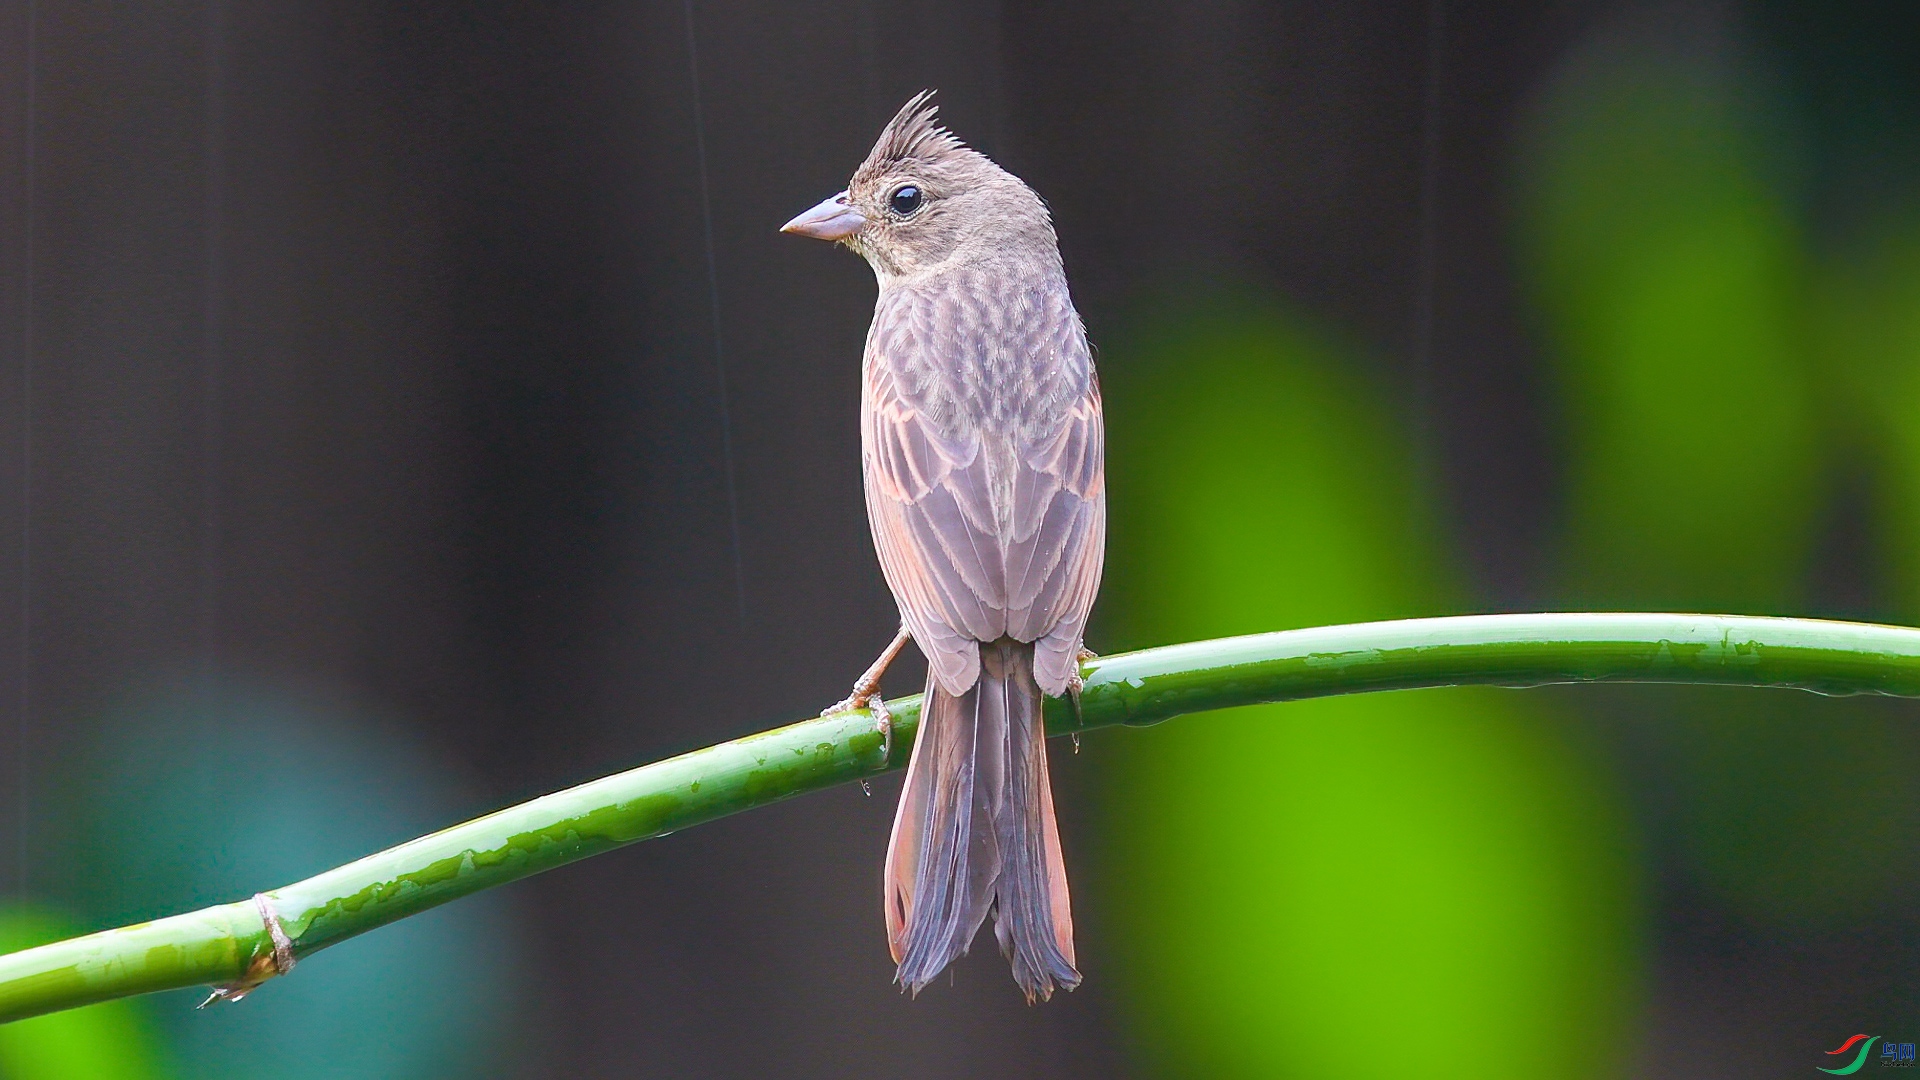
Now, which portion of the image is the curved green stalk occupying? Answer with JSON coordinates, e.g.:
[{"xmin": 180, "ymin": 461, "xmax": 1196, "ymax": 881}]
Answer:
[{"xmin": 7, "ymin": 612, "xmax": 1920, "ymax": 1024}]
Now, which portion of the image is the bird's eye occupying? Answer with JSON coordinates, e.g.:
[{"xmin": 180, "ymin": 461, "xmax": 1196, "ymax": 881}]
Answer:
[{"xmin": 889, "ymin": 185, "xmax": 923, "ymax": 216}]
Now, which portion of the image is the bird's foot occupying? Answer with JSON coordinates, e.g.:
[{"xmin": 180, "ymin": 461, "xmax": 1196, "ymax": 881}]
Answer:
[
  {"xmin": 823, "ymin": 626, "xmax": 911, "ymax": 766},
  {"xmin": 870, "ymin": 694, "xmax": 893, "ymax": 764},
  {"xmin": 824, "ymin": 687, "xmax": 893, "ymax": 766},
  {"xmin": 1065, "ymin": 647, "xmax": 1099, "ymax": 731},
  {"xmin": 1066, "ymin": 646, "xmax": 1100, "ymax": 696},
  {"xmin": 199, "ymin": 893, "xmax": 296, "ymax": 1007}
]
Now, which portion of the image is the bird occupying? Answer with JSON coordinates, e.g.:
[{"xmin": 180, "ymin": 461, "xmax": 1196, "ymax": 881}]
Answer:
[{"xmin": 782, "ymin": 91, "xmax": 1104, "ymax": 1002}]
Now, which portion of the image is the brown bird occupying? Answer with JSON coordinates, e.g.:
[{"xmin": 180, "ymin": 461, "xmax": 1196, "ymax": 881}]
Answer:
[{"xmin": 783, "ymin": 92, "xmax": 1104, "ymax": 1001}]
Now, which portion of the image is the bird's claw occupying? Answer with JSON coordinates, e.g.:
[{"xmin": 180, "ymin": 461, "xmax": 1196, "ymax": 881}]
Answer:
[
  {"xmin": 870, "ymin": 695, "xmax": 893, "ymax": 765},
  {"xmin": 826, "ymin": 626, "xmax": 911, "ymax": 769},
  {"xmin": 824, "ymin": 690, "xmax": 892, "ymax": 766},
  {"xmin": 1065, "ymin": 646, "xmax": 1098, "ymax": 727}
]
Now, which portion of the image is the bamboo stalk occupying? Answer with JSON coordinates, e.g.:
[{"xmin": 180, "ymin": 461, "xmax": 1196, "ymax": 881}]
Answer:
[{"xmin": 7, "ymin": 612, "xmax": 1920, "ymax": 1024}]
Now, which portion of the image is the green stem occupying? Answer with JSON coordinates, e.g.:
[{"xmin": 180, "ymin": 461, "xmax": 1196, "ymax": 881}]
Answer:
[{"xmin": 7, "ymin": 612, "xmax": 1920, "ymax": 1023}]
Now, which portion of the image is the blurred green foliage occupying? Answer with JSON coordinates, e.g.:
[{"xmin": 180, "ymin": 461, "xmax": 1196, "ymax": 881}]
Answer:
[
  {"xmin": 1088, "ymin": 20, "xmax": 1920, "ymax": 1052},
  {"xmin": 36, "ymin": 681, "xmax": 526, "ymax": 1080},
  {"xmin": 0, "ymin": 909, "xmax": 166, "ymax": 1080},
  {"xmin": 1094, "ymin": 304, "xmax": 1639, "ymax": 1078},
  {"xmin": 1520, "ymin": 29, "xmax": 1817, "ymax": 614},
  {"xmin": 1821, "ymin": 212, "xmax": 1920, "ymax": 613},
  {"xmin": 1519, "ymin": 15, "xmax": 1920, "ymax": 933}
]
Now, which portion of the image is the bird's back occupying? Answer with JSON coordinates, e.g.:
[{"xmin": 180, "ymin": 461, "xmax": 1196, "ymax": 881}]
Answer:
[{"xmin": 860, "ymin": 260, "xmax": 1103, "ymax": 696}]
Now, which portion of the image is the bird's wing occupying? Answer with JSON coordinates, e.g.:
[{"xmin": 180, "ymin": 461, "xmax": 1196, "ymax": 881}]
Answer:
[
  {"xmin": 1008, "ymin": 372, "xmax": 1105, "ymax": 698},
  {"xmin": 862, "ymin": 283, "xmax": 1105, "ymax": 697}
]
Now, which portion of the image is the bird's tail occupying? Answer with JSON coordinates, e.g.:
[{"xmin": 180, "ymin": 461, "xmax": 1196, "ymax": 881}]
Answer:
[{"xmin": 884, "ymin": 638, "xmax": 1080, "ymax": 1001}]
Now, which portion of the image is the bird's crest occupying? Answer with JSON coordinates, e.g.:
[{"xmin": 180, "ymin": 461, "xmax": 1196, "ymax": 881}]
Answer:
[{"xmin": 858, "ymin": 91, "xmax": 970, "ymax": 178}]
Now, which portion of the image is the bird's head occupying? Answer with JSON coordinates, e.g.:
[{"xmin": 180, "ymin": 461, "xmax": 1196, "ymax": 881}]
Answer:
[{"xmin": 782, "ymin": 91, "xmax": 1056, "ymax": 281}]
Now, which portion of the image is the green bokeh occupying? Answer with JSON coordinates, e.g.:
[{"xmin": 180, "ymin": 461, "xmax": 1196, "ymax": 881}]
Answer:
[
  {"xmin": 0, "ymin": 909, "xmax": 167, "ymax": 1080},
  {"xmin": 41, "ymin": 680, "xmax": 526, "ymax": 1080},
  {"xmin": 1520, "ymin": 34, "xmax": 1817, "ymax": 613},
  {"xmin": 1520, "ymin": 21, "xmax": 1920, "ymax": 932},
  {"xmin": 1820, "ymin": 213, "xmax": 1920, "ymax": 615},
  {"xmin": 1094, "ymin": 304, "xmax": 1639, "ymax": 1078}
]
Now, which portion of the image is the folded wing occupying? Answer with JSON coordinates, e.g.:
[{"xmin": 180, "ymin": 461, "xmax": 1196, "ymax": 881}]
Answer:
[{"xmin": 861, "ymin": 280, "xmax": 1105, "ymax": 697}]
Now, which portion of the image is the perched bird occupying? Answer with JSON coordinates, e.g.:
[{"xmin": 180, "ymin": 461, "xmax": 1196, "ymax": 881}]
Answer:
[{"xmin": 782, "ymin": 92, "xmax": 1104, "ymax": 1001}]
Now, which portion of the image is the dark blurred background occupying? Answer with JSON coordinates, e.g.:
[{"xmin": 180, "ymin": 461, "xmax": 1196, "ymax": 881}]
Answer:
[{"xmin": 2, "ymin": 0, "xmax": 1919, "ymax": 1076}]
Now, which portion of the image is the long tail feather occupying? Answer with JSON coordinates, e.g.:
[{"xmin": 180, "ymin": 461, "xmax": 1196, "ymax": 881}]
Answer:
[
  {"xmin": 884, "ymin": 639, "xmax": 1080, "ymax": 999},
  {"xmin": 987, "ymin": 641, "xmax": 1080, "ymax": 1000}
]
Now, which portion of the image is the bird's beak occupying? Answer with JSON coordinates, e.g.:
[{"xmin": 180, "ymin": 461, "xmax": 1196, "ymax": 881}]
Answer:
[{"xmin": 781, "ymin": 191, "xmax": 866, "ymax": 241}]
